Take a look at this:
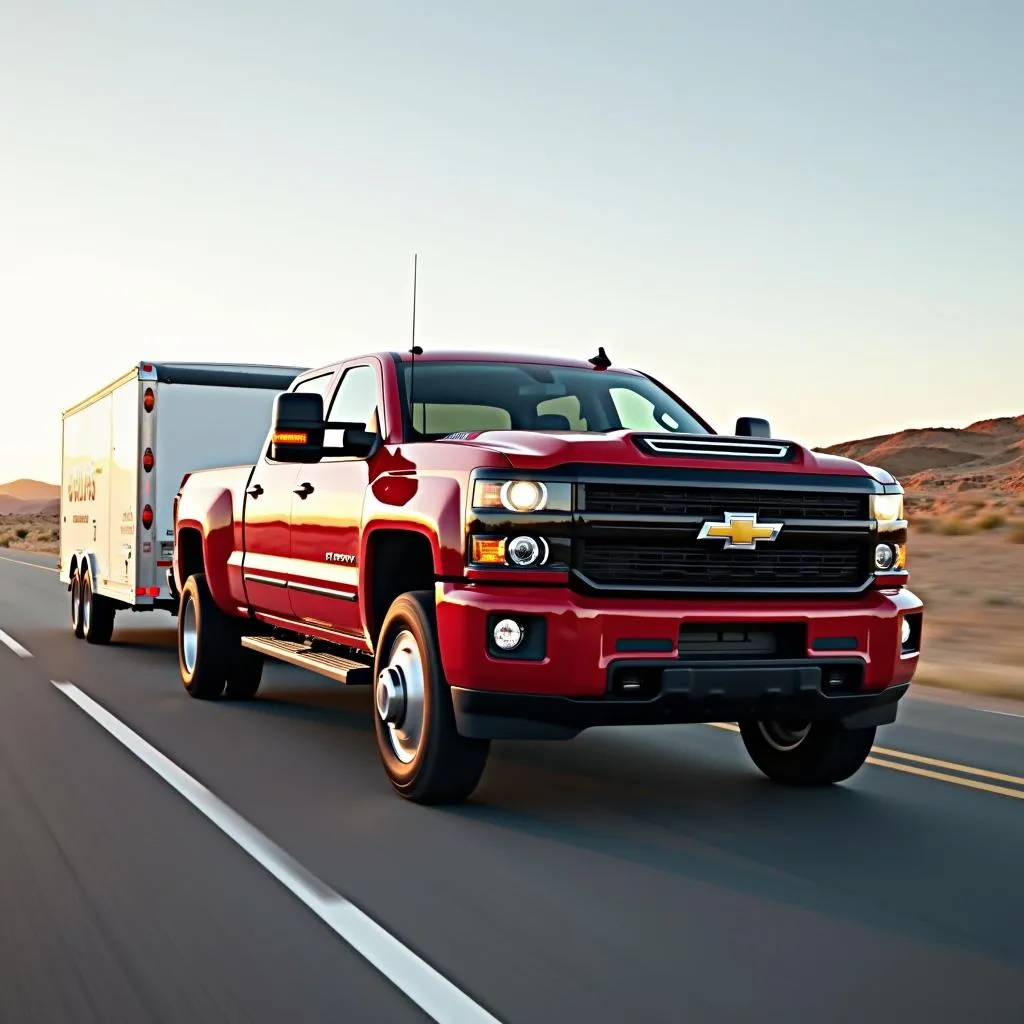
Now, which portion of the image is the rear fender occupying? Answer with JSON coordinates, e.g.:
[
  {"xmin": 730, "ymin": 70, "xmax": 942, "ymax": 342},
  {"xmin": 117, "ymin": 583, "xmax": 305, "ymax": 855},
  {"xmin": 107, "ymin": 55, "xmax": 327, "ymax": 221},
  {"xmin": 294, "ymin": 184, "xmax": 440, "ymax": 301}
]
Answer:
[{"xmin": 175, "ymin": 486, "xmax": 240, "ymax": 613}]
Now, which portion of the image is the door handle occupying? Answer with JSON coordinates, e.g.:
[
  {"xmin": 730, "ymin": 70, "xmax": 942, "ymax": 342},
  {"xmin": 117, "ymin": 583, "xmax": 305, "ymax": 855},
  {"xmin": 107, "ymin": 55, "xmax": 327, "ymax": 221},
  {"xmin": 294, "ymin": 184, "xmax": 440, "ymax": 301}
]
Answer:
[
  {"xmin": 294, "ymin": 481, "xmax": 314, "ymax": 499},
  {"xmin": 247, "ymin": 483, "xmax": 264, "ymax": 498}
]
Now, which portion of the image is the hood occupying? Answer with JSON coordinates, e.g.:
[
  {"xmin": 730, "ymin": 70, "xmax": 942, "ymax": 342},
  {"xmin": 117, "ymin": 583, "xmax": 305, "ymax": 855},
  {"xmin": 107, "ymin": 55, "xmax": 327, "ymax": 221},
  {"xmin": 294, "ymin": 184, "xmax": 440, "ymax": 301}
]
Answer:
[{"xmin": 436, "ymin": 429, "xmax": 898, "ymax": 484}]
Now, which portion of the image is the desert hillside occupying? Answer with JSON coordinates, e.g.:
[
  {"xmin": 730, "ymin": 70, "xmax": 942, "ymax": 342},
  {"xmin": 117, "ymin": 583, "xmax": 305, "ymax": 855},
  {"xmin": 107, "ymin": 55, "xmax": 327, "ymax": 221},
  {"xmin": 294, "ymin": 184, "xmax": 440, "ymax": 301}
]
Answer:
[
  {"xmin": 0, "ymin": 479, "xmax": 60, "ymax": 516},
  {"xmin": 820, "ymin": 414, "xmax": 1024, "ymax": 515}
]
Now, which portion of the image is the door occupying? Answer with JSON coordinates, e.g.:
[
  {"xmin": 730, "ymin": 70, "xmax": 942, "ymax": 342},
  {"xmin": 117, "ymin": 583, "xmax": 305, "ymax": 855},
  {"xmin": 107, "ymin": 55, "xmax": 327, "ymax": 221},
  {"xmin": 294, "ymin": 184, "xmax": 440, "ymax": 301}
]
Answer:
[
  {"xmin": 241, "ymin": 370, "xmax": 336, "ymax": 619},
  {"xmin": 288, "ymin": 362, "xmax": 381, "ymax": 639}
]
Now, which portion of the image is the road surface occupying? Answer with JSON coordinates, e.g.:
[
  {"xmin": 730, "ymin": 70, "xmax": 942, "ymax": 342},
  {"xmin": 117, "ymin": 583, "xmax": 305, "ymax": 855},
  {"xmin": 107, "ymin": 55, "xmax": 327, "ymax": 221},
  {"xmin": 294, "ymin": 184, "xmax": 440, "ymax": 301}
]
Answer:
[{"xmin": 1, "ymin": 551, "xmax": 1022, "ymax": 1023}]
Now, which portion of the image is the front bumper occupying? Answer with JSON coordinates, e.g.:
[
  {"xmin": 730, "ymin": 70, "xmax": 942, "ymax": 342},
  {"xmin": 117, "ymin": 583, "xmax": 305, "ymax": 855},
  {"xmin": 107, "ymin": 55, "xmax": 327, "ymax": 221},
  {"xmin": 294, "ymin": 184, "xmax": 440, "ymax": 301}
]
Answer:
[
  {"xmin": 435, "ymin": 581, "xmax": 922, "ymax": 737},
  {"xmin": 451, "ymin": 677, "xmax": 909, "ymax": 740}
]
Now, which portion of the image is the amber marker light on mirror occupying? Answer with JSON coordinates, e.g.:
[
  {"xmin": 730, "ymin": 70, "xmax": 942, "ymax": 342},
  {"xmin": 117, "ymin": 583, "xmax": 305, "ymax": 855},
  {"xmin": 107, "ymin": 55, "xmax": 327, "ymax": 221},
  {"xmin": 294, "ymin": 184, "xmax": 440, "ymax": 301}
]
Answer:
[{"xmin": 273, "ymin": 431, "xmax": 308, "ymax": 444}]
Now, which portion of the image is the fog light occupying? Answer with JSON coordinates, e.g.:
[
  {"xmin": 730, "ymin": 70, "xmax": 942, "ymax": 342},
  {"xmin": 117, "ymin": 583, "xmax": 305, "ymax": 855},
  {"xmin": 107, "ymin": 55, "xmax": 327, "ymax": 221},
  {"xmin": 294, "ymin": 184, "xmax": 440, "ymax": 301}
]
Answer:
[
  {"xmin": 874, "ymin": 544, "xmax": 895, "ymax": 570},
  {"xmin": 493, "ymin": 618, "xmax": 524, "ymax": 651},
  {"xmin": 507, "ymin": 535, "xmax": 547, "ymax": 567},
  {"xmin": 901, "ymin": 617, "xmax": 911, "ymax": 646}
]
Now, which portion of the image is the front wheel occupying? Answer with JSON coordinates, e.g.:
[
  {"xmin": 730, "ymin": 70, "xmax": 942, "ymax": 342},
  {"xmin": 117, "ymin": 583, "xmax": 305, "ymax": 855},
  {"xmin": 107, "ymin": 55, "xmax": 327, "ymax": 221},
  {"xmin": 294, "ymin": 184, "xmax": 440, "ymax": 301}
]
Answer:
[
  {"xmin": 178, "ymin": 573, "xmax": 234, "ymax": 699},
  {"xmin": 372, "ymin": 590, "xmax": 490, "ymax": 804},
  {"xmin": 738, "ymin": 718, "xmax": 876, "ymax": 786}
]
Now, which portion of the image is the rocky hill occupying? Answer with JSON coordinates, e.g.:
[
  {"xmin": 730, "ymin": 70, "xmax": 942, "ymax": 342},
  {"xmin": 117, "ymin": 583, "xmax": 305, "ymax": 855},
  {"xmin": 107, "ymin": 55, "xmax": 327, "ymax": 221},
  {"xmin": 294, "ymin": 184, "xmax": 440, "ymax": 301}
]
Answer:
[{"xmin": 820, "ymin": 415, "xmax": 1024, "ymax": 498}]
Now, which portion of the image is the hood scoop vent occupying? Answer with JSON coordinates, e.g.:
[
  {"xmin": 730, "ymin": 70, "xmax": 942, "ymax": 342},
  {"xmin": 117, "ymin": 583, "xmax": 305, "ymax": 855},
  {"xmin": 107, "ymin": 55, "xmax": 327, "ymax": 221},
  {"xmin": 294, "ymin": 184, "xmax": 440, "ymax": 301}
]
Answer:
[{"xmin": 632, "ymin": 434, "xmax": 795, "ymax": 461}]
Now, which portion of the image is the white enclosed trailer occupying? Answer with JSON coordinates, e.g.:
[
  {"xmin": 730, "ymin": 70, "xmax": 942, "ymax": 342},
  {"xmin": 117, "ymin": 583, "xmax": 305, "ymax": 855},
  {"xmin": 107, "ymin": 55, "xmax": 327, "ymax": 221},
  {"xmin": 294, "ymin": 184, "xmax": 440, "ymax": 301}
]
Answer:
[{"xmin": 59, "ymin": 360, "xmax": 307, "ymax": 643}]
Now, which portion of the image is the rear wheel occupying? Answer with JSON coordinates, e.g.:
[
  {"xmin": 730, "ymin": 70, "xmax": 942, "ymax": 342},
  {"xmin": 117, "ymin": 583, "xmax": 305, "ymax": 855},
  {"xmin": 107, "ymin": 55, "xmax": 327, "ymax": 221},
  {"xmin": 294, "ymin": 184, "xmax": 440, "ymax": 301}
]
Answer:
[
  {"xmin": 178, "ymin": 573, "xmax": 234, "ymax": 699},
  {"xmin": 372, "ymin": 590, "xmax": 490, "ymax": 804},
  {"xmin": 81, "ymin": 567, "xmax": 116, "ymax": 645},
  {"xmin": 738, "ymin": 717, "xmax": 876, "ymax": 786},
  {"xmin": 70, "ymin": 568, "xmax": 84, "ymax": 639}
]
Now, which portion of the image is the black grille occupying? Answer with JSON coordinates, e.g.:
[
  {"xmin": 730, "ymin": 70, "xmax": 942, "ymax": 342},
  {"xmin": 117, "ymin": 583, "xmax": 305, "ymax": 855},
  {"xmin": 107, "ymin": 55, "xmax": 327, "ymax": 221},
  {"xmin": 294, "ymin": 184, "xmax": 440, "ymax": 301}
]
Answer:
[
  {"xmin": 582, "ymin": 483, "xmax": 867, "ymax": 521},
  {"xmin": 575, "ymin": 538, "xmax": 867, "ymax": 590}
]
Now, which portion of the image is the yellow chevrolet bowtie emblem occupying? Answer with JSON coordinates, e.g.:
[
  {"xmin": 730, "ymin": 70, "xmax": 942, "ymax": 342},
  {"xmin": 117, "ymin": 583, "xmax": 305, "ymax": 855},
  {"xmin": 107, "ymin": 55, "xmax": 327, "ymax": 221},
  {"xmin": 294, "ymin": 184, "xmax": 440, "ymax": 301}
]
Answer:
[{"xmin": 697, "ymin": 511, "xmax": 783, "ymax": 550}]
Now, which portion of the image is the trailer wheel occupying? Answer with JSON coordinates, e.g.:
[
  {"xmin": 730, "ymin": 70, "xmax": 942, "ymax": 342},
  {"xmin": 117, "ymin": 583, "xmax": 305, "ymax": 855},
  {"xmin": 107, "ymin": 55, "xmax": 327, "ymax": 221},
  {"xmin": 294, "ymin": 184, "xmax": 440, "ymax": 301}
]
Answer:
[
  {"xmin": 738, "ymin": 718, "xmax": 876, "ymax": 786},
  {"xmin": 372, "ymin": 590, "xmax": 490, "ymax": 804},
  {"xmin": 70, "ymin": 568, "xmax": 85, "ymax": 639},
  {"xmin": 81, "ymin": 567, "xmax": 116, "ymax": 645},
  {"xmin": 177, "ymin": 573, "xmax": 231, "ymax": 700}
]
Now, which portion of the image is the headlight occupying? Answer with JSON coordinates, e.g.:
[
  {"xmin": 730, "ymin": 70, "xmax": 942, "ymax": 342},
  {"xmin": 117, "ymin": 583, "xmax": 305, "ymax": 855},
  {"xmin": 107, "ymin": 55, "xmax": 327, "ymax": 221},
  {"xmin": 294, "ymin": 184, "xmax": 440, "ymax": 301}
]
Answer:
[
  {"xmin": 473, "ymin": 479, "xmax": 548, "ymax": 512},
  {"xmin": 870, "ymin": 493, "xmax": 904, "ymax": 522}
]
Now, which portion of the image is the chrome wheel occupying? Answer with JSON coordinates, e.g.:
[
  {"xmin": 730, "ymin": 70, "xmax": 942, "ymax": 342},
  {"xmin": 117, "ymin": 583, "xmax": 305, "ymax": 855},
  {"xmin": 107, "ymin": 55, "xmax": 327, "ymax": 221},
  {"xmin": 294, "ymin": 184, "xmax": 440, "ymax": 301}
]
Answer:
[
  {"xmin": 71, "ymin": 575, "xmax": 81, "ymax": 628},
  {"xmin": 82, "ymin": 576, "xmax": 92, "ymax": 633},
  {"xmin": 757, "ymin": 719, "xmax": 812, "ymax": 752},
  {"xmin": 375, "ymin": 629, "xmax": 425, "ymax": 764},
  {"xmin": 181, "ymin": 594, "xmax": 198, "ymax": 676}
]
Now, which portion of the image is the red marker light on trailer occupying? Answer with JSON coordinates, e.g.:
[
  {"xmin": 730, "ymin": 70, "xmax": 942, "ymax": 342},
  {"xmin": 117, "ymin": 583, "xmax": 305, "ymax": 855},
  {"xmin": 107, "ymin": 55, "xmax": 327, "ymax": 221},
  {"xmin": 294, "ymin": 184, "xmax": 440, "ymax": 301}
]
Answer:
[
  {"xmin": 143, "ymin": 387, "xmax": 155, "ymax": 412},
  {"xmin": 143, "ymin": 447, "xmax": 154, "ymax": 472},
  {"xmin": 142, "ymin": 504, "xmax": 154, "ymax": 529}
]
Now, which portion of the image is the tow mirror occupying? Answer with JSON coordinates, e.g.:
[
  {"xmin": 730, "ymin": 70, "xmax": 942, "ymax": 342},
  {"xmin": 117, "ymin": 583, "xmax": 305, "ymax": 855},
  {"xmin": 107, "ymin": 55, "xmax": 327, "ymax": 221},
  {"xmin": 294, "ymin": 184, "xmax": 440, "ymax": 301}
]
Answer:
[
  {"xmin": 270, "ymin": 392, "xmax": 325, "ymax": 462},
  {"xmin": 735, "ymin": 416, "xmax": 771, "ymax": 438}
]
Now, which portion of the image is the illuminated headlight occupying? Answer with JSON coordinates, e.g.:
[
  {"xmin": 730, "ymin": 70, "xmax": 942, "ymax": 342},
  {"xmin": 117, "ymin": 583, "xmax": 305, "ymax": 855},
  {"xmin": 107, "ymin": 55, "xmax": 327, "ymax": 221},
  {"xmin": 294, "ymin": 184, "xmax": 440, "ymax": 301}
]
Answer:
[
  {"xmin": 473, "ymin": 479, "xmax": 549, "ymax": 512},
  {"xmin": 901, "ymin": 618, "xmax": 912, "ymax": 646},
  {"xmin": 874, "ymin": 544, "xmax": 895, "ymax": 571},
  {"xmin": 506, "ymin": 536, "xmax": 548, "ymax": 567},
  {"xmin": 870, "ymin": 493, "xmax": 904, "ymax": 523},
  {"xmin": 492, "ymin": 618, "xmax": 524, "ymax": 651}
]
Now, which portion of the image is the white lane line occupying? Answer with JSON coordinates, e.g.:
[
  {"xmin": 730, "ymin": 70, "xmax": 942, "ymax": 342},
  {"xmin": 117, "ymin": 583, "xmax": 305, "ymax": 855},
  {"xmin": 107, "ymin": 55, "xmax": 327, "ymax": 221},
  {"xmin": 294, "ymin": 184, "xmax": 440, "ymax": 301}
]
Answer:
[
  {"xmin": 49, "ymin": 680, "xmax": 502, "ymax": 1024},
  {"xmin": 0, "ymin": 628, "xmax": 33, "ymax": 658},
  {"xmin": 0, "ymin": 554, "xmax": 59, "ymax": 573}
]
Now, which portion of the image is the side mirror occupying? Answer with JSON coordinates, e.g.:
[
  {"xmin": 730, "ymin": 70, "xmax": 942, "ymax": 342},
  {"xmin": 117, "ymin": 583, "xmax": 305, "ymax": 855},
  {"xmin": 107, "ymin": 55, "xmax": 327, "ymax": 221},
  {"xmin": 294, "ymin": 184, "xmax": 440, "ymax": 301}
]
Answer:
[
  {"xmin": 270, "ymin": 392, "xmax": 325, "ymax": 462},
  {"xmin": 325, "ymin": 422, "xmax": 379, "ymax": 459},
  {"xmin": 735, "ymin": 416, "xmax": 771, "ymax": 438}
]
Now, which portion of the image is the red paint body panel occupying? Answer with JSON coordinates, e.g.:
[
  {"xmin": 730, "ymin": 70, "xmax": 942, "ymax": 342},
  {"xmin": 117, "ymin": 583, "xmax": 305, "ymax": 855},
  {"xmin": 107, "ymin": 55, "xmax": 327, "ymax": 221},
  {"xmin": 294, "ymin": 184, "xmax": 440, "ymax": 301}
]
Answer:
[{"xmin": 435, "ymin": 583, "xmax": 923, "ymax": 697}]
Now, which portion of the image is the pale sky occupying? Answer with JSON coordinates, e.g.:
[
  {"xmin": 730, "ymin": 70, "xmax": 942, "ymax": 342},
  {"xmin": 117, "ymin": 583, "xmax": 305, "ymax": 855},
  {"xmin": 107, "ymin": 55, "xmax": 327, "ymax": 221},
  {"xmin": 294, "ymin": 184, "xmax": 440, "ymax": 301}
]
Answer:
[{"xmin": 2, "ymin": 0, "xmax": 1022, "ymax": 484}]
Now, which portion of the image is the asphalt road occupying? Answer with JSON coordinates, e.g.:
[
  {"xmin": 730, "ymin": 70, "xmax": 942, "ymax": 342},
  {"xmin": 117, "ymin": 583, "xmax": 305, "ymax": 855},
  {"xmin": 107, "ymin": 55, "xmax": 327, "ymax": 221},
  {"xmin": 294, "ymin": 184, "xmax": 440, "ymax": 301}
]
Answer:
[{"xmin": 1, "ymin": 551, "xmax": 1022, "ymax": 1024}]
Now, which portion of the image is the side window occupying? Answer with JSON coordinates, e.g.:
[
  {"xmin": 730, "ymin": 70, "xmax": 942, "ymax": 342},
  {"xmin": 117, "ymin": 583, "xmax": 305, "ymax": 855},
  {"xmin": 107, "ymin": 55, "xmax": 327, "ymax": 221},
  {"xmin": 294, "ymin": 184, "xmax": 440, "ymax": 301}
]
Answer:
[
  {"xmin": 292, "ymin": 372, "xmax": 335, "ymax": 402},
  {"xmin": 325, "ymin": 364, "xmax": 379, "ymax": 448},
  {"xmin": 609, "ymin": 387, "xmax": 681, "ymax": 433}
]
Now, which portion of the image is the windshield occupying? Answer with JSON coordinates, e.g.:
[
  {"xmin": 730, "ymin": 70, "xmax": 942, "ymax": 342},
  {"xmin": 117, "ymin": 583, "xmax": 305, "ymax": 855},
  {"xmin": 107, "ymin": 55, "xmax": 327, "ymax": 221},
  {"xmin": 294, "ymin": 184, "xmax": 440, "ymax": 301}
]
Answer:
[{"xmin": 401, "ymin": 361, "xmax": 711, "ymax": 438}]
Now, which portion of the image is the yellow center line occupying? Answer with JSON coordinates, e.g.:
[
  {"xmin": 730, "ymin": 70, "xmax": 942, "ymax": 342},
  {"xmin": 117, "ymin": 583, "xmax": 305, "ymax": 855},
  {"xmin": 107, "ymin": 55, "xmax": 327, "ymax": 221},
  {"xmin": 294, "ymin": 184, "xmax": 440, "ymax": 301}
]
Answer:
[
  {"xmin": 865, "ymin": 757, "xmax": 1024, "ymax": 800},
  {"xmin": 703, "ymin": 722, "xmax": 1024, "ymax": 797}
]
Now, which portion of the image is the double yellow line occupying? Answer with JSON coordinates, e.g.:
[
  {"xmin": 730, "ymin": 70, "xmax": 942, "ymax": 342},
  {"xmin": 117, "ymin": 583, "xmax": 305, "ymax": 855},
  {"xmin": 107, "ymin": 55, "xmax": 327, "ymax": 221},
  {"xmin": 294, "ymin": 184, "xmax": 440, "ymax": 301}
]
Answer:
[{"xmin": 706, "ymin": 722, "xmax": 1024, "ymax": 800}]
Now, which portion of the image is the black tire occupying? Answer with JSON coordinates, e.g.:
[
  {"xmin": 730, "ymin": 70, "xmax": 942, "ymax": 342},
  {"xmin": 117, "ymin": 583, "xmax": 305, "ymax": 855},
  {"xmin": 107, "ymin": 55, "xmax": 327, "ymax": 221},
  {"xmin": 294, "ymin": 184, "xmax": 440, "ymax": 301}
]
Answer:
[
  {"xmin": 81, "ymin": 567, "xmax": 116, "ymax": 645},
  {"xmin": 738, "ymin": 717, "xmax": 876, "ymax": 786},
  {"xmin": 223, "ymin": 645, "xmax": 264, "ymax": 700},
  {"xmin": 177, "ymin": 573, "xmax": 234, "ymax": 700},
  {"xmin": 372, "ymin": 590, "xmax": 490, "ymax": 804},
  {"xmin": 70, "ymin": 568, "xmax": 85, "ymax": 639}
]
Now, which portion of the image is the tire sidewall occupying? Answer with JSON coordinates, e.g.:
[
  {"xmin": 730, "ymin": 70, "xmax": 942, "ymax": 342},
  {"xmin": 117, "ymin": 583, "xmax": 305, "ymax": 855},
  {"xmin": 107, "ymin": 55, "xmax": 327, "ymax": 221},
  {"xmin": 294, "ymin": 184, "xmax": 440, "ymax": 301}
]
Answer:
[
  {"xmin": 178, "ymin": 576, "xmax": 203, "ymax": 688},
  {"xmin": 70, "ymin": 570, "xmax": 84, "ymax": 638},
  {"xmin": 372, "ymin": 593, "xmax": 445, "ymax": 791}
]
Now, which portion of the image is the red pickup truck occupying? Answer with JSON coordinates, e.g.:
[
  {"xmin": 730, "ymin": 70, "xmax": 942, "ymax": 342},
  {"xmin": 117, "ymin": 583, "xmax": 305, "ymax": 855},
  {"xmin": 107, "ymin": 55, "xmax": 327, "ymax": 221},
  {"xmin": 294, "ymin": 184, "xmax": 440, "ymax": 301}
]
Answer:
[{"xmin": 172, "ymin": 348, "xmax": 922, "ymax": 804}]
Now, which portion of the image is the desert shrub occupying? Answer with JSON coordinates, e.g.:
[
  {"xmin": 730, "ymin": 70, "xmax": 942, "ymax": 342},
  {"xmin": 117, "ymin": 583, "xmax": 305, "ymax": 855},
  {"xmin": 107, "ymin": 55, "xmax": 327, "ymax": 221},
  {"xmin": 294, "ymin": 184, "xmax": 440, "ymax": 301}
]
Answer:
[
  {"xmin": 977, "ymin": 513, "xmax": 1005, "ymax": 531},
  {"xmin": 939, "ymin": 517, "xmax": 974, "ymax": 536},
  {"xmin": 15, "ymin": 528, "xmax": 28, "ymax": 539},
  {"xmin": 914, "ymin": 516, "xmax": 937, "ymax": 533},
  {"xmin": 0, "ymin": 537, "xmax": 9, "ymax": 548}
]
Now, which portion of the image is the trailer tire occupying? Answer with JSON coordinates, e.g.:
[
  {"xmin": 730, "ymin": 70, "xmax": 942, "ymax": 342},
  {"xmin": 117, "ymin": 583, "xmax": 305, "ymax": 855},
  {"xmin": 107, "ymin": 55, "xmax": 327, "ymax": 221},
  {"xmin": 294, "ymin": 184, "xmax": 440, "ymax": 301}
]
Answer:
[
  {"xmin": 70, "ymin": 568, "xmax": 85, "ymax": 639},
  {"xmin": 177, "ymin": 573, "xmax": 231, "ymax": 700},
  {"xmin": 372, "ymin": 590, "xmax": 490, "ymax": 805},
  {"xmin": 81, "ymin": 567, "xmax": 116, "ymax": 645},
  {"xmin": 738, "ymin": 718, "xmax": 876, "ymax": 786}
]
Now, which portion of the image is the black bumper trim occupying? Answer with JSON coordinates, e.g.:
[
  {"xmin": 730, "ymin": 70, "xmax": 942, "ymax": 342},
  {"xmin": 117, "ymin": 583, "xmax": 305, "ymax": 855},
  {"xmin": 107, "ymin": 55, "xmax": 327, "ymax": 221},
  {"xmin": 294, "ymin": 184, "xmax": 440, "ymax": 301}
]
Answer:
[{"xmin": 450, "ymin": 664, "xmax": 910, "ymax": 741}]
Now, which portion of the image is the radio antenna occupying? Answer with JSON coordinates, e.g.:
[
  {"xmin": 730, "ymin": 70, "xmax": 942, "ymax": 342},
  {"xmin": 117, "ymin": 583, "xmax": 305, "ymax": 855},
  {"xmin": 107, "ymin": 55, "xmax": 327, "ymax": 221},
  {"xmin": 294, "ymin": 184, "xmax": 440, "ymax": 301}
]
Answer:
[{"xmin": 409, "ymin": 253, "xmax": 423, "ymax": 434}]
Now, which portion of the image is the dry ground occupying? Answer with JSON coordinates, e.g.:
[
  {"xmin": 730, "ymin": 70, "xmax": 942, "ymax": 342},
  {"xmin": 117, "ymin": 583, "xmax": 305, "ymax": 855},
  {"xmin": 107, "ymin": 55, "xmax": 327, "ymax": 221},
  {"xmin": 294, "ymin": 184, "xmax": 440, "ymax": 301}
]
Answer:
[{"xmin": 5, "ymin": 508, "xmax": 1024, "ymax": 701}]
